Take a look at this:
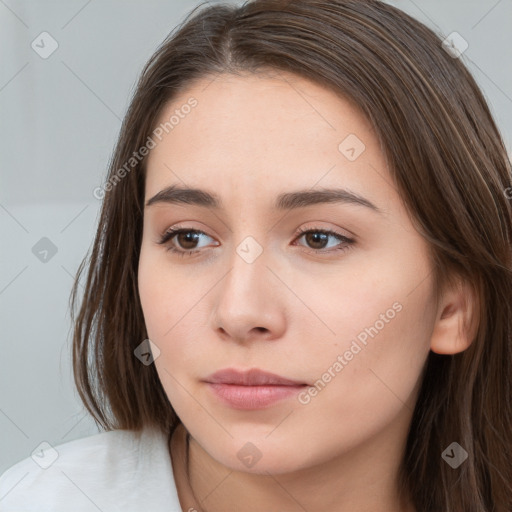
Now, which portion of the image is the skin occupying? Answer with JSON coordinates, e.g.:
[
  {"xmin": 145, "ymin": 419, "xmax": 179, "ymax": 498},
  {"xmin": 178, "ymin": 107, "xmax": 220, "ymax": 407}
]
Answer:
[{"xmin": 138, "ymin": 71, "xmax": 476, "ymax": 512}]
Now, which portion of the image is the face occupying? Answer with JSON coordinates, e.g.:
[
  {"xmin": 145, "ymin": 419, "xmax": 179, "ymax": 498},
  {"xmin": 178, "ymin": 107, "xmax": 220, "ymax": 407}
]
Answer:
[{"xmin": 138, "ymin": 71, "xmax": 437, "ymax": 475}]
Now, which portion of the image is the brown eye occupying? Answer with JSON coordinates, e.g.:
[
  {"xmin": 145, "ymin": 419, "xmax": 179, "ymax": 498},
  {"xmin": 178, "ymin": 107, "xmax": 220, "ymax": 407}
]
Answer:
[
  {"xmin": 174, "ymin": 231, "xmax": 201, "ymax": 250},
  {"xmin": 294, "ymin": 228, "xmax": 355, "ymax": 254},
  {"xmin": 158, "ymin": 228, "xmax": 216, "ymax": 256},
  {"xmin": 303, "ymin": 231, "xmax": 329, "ymax": 250}
]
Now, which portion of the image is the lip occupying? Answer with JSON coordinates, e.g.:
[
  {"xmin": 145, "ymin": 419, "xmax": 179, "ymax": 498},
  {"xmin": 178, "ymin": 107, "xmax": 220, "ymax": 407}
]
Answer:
[
  {"xmin": 205, "ymin": 368, "xmax": 306, "ymax": 386},
  {"xmin": 203, "ymin": 368, "xmax": 308, "ymax": 410}
]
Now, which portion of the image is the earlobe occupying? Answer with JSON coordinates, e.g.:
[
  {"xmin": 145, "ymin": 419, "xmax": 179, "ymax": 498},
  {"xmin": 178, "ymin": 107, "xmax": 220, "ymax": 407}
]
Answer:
[{"xmin": 430, "ymin": 277, "xmax": 479, "ymax": 355}]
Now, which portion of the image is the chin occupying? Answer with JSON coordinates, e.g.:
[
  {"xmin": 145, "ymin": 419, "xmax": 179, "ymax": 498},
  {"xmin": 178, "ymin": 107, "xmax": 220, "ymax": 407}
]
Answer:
[{"xmin": 199, "ymin": 432, "xmax": 323, "ymax": 475}]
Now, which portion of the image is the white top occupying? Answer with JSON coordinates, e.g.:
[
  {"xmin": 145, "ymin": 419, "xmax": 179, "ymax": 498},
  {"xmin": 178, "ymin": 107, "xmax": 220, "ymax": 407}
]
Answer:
[{"xmin": 0, "ymin": 427, "xmax": 183, "ymax": 511}]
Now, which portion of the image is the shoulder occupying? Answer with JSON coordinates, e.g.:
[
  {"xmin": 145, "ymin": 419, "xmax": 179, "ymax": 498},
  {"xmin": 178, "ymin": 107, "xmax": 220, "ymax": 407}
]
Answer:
[{"xmin": 0, "ymin": 427, "xmax": 182, "ymax": 511}]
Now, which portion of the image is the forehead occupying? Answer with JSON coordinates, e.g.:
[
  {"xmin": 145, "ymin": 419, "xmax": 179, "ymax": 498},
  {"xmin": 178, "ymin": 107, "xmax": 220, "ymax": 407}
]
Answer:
[{"xmin": 144, "ymin": 71, "xmax": 391, "ymax": 211}]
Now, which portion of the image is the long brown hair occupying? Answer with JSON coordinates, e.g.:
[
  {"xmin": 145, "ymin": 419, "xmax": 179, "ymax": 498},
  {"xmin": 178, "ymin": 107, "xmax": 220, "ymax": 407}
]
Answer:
[{"xmin": 70, "ymin": 1, "xmax": 512, "ymax": 509}]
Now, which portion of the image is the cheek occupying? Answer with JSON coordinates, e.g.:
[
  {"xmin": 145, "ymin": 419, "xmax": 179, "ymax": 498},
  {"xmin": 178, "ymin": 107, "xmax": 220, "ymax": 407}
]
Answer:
[
  {"xmin": 137, "ymin": 244, "xmax": 213, "ymax": 371},
  {"xmin": 137, "ymin": 243, "xmax": 187, "ymax": 348},
  {"xmin": 285, "ymin": 308, "xmax": 432, "ymax": 465},
  {"xmin": 295, "ymin": 249, "xmax": 435, "ymax": 426},
  {"xmin": 138, "ymin": 253, "xmax": 199, "ymax": 413},
  {"xmin": 138, "ymin": 246, "xmax": 164, "ymax": 340}
]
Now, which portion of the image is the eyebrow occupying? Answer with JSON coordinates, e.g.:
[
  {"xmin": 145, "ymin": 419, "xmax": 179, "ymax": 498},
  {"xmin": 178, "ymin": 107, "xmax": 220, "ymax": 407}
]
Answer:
[{"xmin": 145, "ymin": 185, "xmax": 384, "ymax": 214}]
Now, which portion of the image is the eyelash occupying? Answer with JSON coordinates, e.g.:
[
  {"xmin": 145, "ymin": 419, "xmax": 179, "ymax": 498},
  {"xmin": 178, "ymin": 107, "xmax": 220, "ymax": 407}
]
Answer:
[{"xmin": 157, "ymin": 225, "xmax": 355, "ymax": 258}]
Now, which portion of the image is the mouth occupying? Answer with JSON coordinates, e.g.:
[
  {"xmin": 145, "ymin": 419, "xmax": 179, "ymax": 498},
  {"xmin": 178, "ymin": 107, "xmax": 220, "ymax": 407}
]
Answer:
[
  {"xmin": 204, "ymin": 368, "xmax": 307, "ymax": 386},
  {"xmin": 203, "ymin": 368, "xmax": 308, "ymax": 410}
]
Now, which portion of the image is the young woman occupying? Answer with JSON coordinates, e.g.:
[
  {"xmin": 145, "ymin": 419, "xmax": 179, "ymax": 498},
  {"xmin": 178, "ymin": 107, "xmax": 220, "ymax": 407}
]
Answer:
[{"xmin": 1, "ymin": 1, "xmax": 511, "ymax": 511}]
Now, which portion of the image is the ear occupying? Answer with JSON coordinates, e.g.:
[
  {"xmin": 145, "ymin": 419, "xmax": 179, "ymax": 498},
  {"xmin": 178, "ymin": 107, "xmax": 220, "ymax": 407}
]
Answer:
[{"xmin": 430, "ymin": 275, "xmax": 479, "ymax": 355}]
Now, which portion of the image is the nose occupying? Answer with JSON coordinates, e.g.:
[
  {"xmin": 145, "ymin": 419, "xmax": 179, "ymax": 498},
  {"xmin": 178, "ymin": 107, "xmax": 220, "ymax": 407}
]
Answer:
[{"xmin": 211, "ymin": 248, "xmax": 287, "ymax": 345}]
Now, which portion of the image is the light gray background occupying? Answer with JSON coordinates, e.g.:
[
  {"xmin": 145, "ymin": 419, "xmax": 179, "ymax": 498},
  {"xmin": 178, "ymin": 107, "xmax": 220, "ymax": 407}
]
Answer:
[{"xmin": 1, "ymin": 0, "xmax": 511, "ymax": 475}]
